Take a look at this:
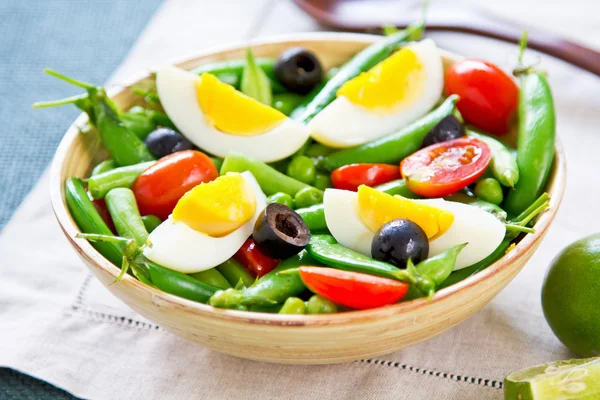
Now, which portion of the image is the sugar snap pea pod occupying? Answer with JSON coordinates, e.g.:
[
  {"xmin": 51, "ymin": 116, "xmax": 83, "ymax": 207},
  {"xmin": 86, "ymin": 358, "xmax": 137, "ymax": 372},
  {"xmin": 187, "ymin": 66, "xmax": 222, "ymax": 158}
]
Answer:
[
  {"xmin": 191, "ymin": 58, "xmax": 285, "ymax": 93},
  {"xmin": 295, "ymin": 179, "xmax": 418, "ymax": 232},
  {"xmin": 141, "ymin": 215, "xmax": 162, "ymax": 233},
  {"xmin": 87, "ymin": 161, "xmax": 155, "ymax": 199},
  {"xmin": 306, "ymin": 234, "xmax": 434, "ymax": 294},
  {"xmin": 121, "ymin": 111, "xmax": 156, "ymax": 139},
  {"xmin": 306, "ymin": 294, "xmax": 338, "ymax": 314},
  {"xmin": 295, "ymin": 21, "xmax": 424, "ymax": 124},
  {"xmin": 321, "ymin": 95, "xmax": 459, "ymax": 171},
  {"xmin": 220, "ymin": 152, "xmax": 322, "ymax": 197},
  {"xmin": 147, "ymin": 110, "xmax": 177, "ymax": 130},
  {"xmin": 414, "ymin": 244, "xmax": 467, "ymax": 290},
  {"xmin": 504, "ymin": 71, "xmax": 556, "ymax": 216},
  {"xmin": 467, "ymin": 129, "xmax": 519, "ymax": 188},
  {"xmin": 278, "ymin": 297, "xmax": 307, "ymax": 314},
  {"xmin": 209, "ymin": 251, "xmax": 316, "ymax": 308},
  {"xmin": 91, "ymin": 160, "xmax": 116, "ymax": 176},
  {"xmin": 34, "ymin": 69, "xmax": 156, "ymax": 166},
  {"xmin": 65, "ymin": 178, "xmax": 123, "ymax": 266},
  {"xmin": 216, "ymin": 259, "xmax": 255, "ymax": 288},
  {"xmin": 80, "ymin": 234, "xmax": 219, "ymax": 303},
  {"xmin": 189, "ymin": 268, "xmax": 232, "ymax": 290},
  {"xmin": 105, "ymin": 188, "xmax": 148, "ymax": 247},
  {"xmin": 445, "ymin": 192, "xmax": 507, "ymax": 222}
]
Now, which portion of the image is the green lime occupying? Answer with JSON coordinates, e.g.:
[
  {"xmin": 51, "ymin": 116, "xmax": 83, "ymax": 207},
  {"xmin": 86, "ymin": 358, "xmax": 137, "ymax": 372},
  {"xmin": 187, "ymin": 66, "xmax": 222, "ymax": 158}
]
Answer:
[
  {"xmin": 504, "ymin": 357, "xmax": 600, "ymax": 399},
  {"xmin": 542, "ymin": 234, "xmax": 600, "ymax": 357}
]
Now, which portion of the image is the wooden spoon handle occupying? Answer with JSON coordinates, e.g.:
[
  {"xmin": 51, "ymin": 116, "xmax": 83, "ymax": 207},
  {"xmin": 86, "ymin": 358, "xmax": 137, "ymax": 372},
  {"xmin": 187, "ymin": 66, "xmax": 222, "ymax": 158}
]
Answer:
[{"xmin": 426, "ymin": 16, "xmax": 600, "ymax": 76}]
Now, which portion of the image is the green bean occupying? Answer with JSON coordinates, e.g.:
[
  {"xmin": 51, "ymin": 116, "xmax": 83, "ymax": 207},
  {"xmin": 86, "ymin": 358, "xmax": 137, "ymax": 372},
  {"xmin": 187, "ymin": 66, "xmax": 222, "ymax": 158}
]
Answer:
[
  {"xmin": 65, "ymin": 178, "xmax": 123, "ymax": 266},
  {"xmin": 313, "ymin": 173, "xmax": 332, "ymax": 191},
  {"xmin": 504, "ymin": 71, "xmax": 556, "ymax": 216},
  {"xmin": 189, "ymin": 268, "xmax": 232, "ymax": 289},
  {"xmin": 267, "ymin": 192, "xmax": 295, "ymax": 209},
  {"xmin": 141, "ymin": 215, "xmax": 162, "ymax": 233},
  {"xmin": 216, "ymin": 259, "xmax": 255, "ymax": 288},
  {"xmin": 306, "ymin": 295, "xmax": 337, "ymax": 314},
  {"xmin": 91, "ymin": 160, "xmax": 116, "ymax": 176},
  {"xmin": 220, "ymin": 152, "xmax": 322, "ymax": 197},
  {"xmin": 321, "ymin": 96, "xmax": 459, "ymax": 170},
  {"xmin": 467, "ymin": 129, "xmax": 519, "ymax": 188},
  {"xmin": 278, "ymin": 297, "xmax": 307, "ymax": 314},
  {"xmin": 286, "ymin": 156, "xmax": 316, "ymax": 185},
  {"xmin": 209, "ymin": 251, "xmax": 315, "ymax": 308},
  {"xmin": 87, "ymin": 161, "xmax": 154, "ymax": 199},
  {"xmin": 293, "ymin": 187, "xmax": 323, "ymax": 208},
  {"xmin": 273, "ymin": 93, "xmax": 304, "ymax": 116},
  {"xmin": 474, "ymin": 178, "xmax": 504, "ymax": 205},
  {"xmin": 105, "ymin": 188, "xmax": 148, "ymax": 247}
]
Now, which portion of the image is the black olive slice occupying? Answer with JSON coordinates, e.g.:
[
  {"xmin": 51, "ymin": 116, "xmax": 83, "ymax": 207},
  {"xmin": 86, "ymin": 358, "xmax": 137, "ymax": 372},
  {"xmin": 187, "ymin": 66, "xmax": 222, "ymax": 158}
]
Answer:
[{"xmin": 252, "ymin": 203, "xmax": 311, "ymax": 259}]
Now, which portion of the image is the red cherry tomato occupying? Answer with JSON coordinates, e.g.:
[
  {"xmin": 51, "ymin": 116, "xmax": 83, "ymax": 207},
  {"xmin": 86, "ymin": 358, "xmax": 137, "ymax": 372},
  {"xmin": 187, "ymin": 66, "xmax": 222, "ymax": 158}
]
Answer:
[
  {"xmin": 132, "ymin": 150, "xmax": 218, "ymax": 220},
  {"xmin": 298, "ymin": 267, "xmax": 409, "ymax": 310},
  {"xmin": 445, "ymin": 59, "xmax": 518, "ymax": 135},
  {"xmin": 400, "ymin": 137, "xmax": 491, "ymax": 198},
  {"xmin": 234, "ymin": 239, "xmax": 280, "ymax": 278},
  {"xmin": 331, "ymin": 163, "xmax": 401, "ymax": 191},
  {"xmin": 88, "ymin": 195, "xmax": 115, "ymax": 233}
]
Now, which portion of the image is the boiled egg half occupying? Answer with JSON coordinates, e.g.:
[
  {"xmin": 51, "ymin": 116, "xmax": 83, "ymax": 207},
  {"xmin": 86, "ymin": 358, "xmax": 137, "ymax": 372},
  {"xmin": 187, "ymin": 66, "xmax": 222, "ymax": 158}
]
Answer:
[
  {"xmin": 143, "ymin": 171, "xmax": 267, "ymax": 273},
  {"xmin": 156, "ymin": 67, "xmax": 311, "ymax": 162},
  {"xmin": 309, "ymin": 39, "xmax": 443, "ymax": 148},
  {"xmin": 323, "ymin": 186, "xmax": 505, "ymax": 270}
]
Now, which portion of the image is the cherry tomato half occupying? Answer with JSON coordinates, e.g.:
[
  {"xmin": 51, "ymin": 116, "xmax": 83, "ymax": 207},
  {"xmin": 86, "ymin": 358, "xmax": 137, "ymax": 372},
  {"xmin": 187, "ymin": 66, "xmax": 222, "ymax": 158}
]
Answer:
[
  {"xmin": 234, "ymin": 239, "xmax": 280, "ymax": 277},
  {"xmin": 445, "ymin": 59, "xmax": 518, "ymax": 135},
  {"xmin": 331, "ymin": 163, "xmax": 401, "ymax": 191},
  {"xmin": 132, "ymin": 150, "xmax": 218, "ymax": 220},
  {"xmin": 400, "ymin": 137, "xmax": 491, "ymax": 198},
  {"xmin": 298, "ymin": 266, "xmax": 409, "ymax": 310}
]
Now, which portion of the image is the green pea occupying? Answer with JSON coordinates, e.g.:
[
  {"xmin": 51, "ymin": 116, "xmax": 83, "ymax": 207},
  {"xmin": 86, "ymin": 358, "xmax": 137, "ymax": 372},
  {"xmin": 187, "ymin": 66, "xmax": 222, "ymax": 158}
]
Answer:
[
  {"xmin": 313, "ymin": 173, "xmax": 332, "ymax": 191},
  {"xmin": 305, "ymin": 143, "xmax": 333, "ymax": 158},
  {"xmin": 286, "ymin": 156, "xmax": 316, "ymax": 185},
  {"xmin": 475, "ymin": 178, "xmax": 504, "ymax": 205},
  {"xmin": 267, "ymin": 192, "xmax": 294, "ymax": 209},
  {"xmin": 141, "ymin": 215, "xmax": 162, "ymax": 233},
  {"xmin": 294, "ymin": 187, "xmax": 323, "ymax": 208},
  {"xmin": 278, "ymin": 297, "xmax": 307, "ymax": 314},
  {"xmin": 306, "ymin": 295, "xmax": 337, "ymax": 314}
]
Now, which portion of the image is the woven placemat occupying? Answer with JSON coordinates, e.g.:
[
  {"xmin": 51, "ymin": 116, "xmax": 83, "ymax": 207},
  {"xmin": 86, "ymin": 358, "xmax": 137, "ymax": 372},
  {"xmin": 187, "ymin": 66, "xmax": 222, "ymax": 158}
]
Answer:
[{"xmin": 0, "ymin": 0, "xmax": 162, "ymax": 397}]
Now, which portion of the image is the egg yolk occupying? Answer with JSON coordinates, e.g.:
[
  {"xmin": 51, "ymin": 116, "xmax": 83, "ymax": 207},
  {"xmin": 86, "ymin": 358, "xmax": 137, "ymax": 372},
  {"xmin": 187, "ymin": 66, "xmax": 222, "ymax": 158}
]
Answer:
[
  {"xmin": 356, "ymin": 185, "xmax": 453, "ymax": 239},
  {"xmin": 195, "ymin": 73, "xmax": 286, "ymax": 136},
  {"xmin": 172, "ymin": 173, "xmax": 256, "ymax": 237},
  {"xmin": 336, "ymin": 48, "xmax": 425, "ymax": 111}
]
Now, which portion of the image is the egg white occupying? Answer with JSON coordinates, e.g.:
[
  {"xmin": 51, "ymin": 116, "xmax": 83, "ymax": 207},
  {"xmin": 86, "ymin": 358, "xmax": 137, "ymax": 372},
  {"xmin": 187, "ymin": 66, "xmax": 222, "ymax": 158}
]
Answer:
[
  {"xmin": 143, "ymin": 171, "xmax": 267, "ymax": 273},
  {"xmin": 156, "ymin": 66, "xmax": 311, "ymax": 162},
  {"xmin": 308, "ymin": 39, "xmax": 444, "ymax": 148},
  {"xmin": 323, "ymin": 189, "xmax": 506, "ymax": 270}
]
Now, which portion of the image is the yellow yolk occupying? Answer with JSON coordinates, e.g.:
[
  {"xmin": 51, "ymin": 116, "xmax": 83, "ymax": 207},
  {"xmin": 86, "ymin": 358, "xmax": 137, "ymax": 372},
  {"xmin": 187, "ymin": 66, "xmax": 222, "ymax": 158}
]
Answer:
[
  {"xmin": 195, "ymin": 73, "xmax": 286, "ymax": 136},
  {"xmin": 336, "ymin": 48, "xmax": 425, "ymax": 111},
  {"xmin": 172, "ymin": 173, "xmax": 256, "ymax": 237},
  {"xmin": 356, "ymin": 185, "xmax": 453, "ymax": 239}
]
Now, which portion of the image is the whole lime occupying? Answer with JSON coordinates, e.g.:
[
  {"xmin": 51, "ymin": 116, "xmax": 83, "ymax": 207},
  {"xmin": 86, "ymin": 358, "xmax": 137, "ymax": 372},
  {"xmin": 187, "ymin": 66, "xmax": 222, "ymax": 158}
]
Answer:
[{"xmin": 542, "ymin": 233, "xmax": 600, "ymax": 357}]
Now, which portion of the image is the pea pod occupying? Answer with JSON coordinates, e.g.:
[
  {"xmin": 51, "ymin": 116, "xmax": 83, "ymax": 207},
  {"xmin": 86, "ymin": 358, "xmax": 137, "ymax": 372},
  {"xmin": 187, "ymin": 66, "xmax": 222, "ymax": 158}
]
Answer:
[
  {"xmin": 466, "ymin": 129, "xmax": 519, "ymax": 188},
  {"xmin": 414, "ymin": 244, "xmax": 467, "ymax": 289},
  {"xmin": 216, "ymin": 259, "xmax": 255, "ymax": 288},
  {"xmin": 209, "ymin": 251, "xmax": 316, "ymax": 308},
  {"xmin": 220, "ymin": 152, "xmax": 322, "ymax": 197},
  {"xmin": 87, "ymin": 161, "xmax": 155, "ymax": 199},
  {"xmin": 321, "ymin": 95, "xmax": 459, "ymax": 170},
  {"xmin": 445, "ymin": 192, "xmax": 508, "ymax": 222},
  {"xmin": 141, "ymin": 215, "xmax": 162, "ymax": 233},
  {"xmin": 121, "ymin": 111, "xmax": 156, "ymax": 139},
  {"xmin": 105, "ymin": 188, "xmax": 148, "ymax": 247},
  {"xmin": 65, "ymin": 178, "xmax": 123, "ymax": 266},
  {"xmin": 504, "ymin": 71, "xmax": 556, "ymax": 216},
  {"xmin": 295, "ymin": 21, "xmax": 424, "ymax": 124},
  {"xmin": 295, "ymin": 179, "xmax": 418, "ymax": 232},
  {"xmin": 91, "ymin": 160, "xmax": 116, "ymax": 176},
  {"xmin": 189, "ymin": 268, "xmax": 232, "ymax": 290}
]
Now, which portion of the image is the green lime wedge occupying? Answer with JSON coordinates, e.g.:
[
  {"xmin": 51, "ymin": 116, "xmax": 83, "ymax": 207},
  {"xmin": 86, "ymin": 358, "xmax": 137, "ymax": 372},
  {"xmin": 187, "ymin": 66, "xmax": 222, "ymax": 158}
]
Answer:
[{"xmin": 505, "ymin": 357, "xmax": 600, "ymax": 399}]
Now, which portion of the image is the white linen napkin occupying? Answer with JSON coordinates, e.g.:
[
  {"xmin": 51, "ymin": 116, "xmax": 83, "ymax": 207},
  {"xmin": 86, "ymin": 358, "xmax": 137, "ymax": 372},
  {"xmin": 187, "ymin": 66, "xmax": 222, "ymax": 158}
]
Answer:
[{"xmin": 2, "ymin": 0, "xmax": 600, "ymax": 398}]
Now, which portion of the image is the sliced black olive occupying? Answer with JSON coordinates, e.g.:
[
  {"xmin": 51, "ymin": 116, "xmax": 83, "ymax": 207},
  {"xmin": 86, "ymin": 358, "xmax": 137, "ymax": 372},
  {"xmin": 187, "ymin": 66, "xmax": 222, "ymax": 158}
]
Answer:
[
  {"xmin": 144, "ymin": 127, "xmax": 193, "ymax": 158},
  {"xmin": 421, "ymin": 115, "xmax": 465, "ymax": 148},
  {"xmin": 371, "ymin": 218, "xmax": 429, "ymax": 268},
  {"xmin": 252, "ymin": 203, "xmax": 311, "ymax": 259},
  {"xmin": 274, "ymin": 47, "xmax": 323, "ymax": 94}
]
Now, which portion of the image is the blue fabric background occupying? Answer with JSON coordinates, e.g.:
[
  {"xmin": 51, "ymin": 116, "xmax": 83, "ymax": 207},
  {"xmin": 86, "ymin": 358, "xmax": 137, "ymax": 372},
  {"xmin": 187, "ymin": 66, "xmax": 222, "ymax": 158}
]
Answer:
[{"xmin": 0, "ymin": 0, "xmax": 162, "ymax": 397}]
